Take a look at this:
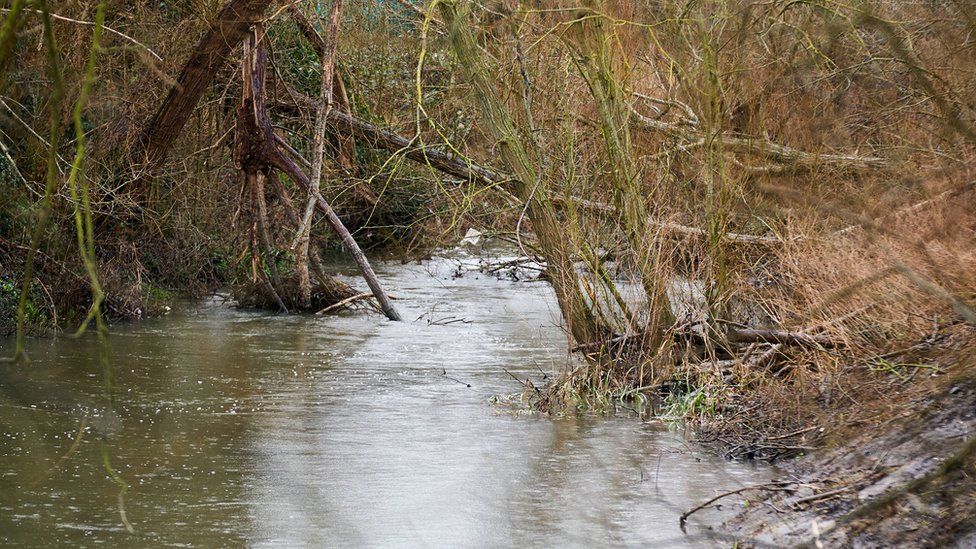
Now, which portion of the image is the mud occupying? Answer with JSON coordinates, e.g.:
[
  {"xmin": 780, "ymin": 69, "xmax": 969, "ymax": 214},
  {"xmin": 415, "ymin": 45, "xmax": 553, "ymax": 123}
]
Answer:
[{"xmin": 723, "ymin": 374, "xmax": 976, "ymax": 547}]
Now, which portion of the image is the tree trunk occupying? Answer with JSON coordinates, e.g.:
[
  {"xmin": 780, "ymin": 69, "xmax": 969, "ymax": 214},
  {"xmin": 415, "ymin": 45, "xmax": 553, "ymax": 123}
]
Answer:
[
  {"xmin": 235, "ymin": 23, "xmax": 401, "ymax": 321},
  {"xmin": 277, "ymin": 88, "xmax": 505, "ymax": 186},
  {"xmin": 139, "ymin": 0, "xmax": 273, "ymax": 168},
  {"xmin": 294, "ymin": 0, "xmax": 344, "ymax": 310},
  {"xmin": 269, "ymin": 146, "xmax": 402, "ymax": 321},
  {"xmin": 287, "ymin": 3, "xmax": 356, "ymax": 169}
]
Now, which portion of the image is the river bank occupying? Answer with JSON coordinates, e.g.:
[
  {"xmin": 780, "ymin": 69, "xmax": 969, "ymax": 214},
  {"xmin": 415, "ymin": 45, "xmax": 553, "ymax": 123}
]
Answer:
[
  {"xmin": 0, "ymin": 253, "xmax": 772, "ymax": 547},
  {"xmin": 722, "ymin": 369, "xmax": 976, "ymax": 547}
]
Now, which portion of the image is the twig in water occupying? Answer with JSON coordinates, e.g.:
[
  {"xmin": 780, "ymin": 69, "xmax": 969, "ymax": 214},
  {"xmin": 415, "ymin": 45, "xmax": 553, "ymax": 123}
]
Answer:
[
  {"xmin": 316, "ymin": 292, "xmax": 374, "ymax": 315},
  {"xmin": 428, "ymin": 316, "xmax": 471, "ymax": 325},
  {"xmin": 441, "ymin": 369, "xmax": 471, "ymax": 387},
  {"xmin": 680, "ymin": 481, "xmax": 796, "ymax": 531},
  {"xmin": 654, "ymin": 453, "xmax": 662, "ymax": 490},
  {"xmin": 503, "ymin": 368, "xmax": 538, "ymax": 392}
]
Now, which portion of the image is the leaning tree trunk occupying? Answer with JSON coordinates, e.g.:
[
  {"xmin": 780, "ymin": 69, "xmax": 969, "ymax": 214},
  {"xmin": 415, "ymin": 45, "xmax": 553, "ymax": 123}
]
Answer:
[
  {"xmin": 130, "ymin": 1, "xmax": 399, "ymax": 320},
  {"xmin": 236, "ymin": 25, "xmax": 402, "ymax": 321},
  {"xmin": 139, "ymin": 0, "xmax": 273, "ymax": 167},
  {"xmin": 294, "ymin": 0, "xmax": 344, "ymax": 310}
]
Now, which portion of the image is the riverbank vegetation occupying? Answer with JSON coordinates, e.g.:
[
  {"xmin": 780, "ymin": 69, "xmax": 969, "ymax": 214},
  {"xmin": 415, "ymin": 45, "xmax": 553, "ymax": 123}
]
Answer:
[
  {"xmin": 0, "ymin": 0, "xmax": 976, "ymax": 540},
  {"xmin": 2, "ymin": 0, "xmax": 975, "ymax": 542}
]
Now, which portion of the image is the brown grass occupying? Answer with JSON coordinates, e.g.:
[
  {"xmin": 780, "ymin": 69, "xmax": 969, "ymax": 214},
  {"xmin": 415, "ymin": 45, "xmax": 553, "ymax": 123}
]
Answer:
[{"xmin": 2, "ymin": 0, "xmax": 975, "ymax": 450}]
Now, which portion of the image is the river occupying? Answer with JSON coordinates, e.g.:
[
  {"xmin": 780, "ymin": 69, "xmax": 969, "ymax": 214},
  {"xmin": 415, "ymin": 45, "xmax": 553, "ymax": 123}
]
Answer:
[{"xmin": 0, "ymin": 250, "xmax": 768, "ymax": 547}]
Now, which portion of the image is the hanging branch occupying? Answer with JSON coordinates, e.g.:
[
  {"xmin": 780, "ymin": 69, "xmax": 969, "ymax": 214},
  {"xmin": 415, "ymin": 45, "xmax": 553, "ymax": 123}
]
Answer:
[{"xmin": 13, "ymin": 0, "xmax": 66, "ymax": 361}]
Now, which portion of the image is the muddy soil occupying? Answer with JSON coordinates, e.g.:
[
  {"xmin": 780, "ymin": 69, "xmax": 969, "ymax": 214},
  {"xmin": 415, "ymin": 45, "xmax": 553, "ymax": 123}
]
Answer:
[{"xmin": 721, "ymin": 374, "xmax": 976, "ymax": 547}]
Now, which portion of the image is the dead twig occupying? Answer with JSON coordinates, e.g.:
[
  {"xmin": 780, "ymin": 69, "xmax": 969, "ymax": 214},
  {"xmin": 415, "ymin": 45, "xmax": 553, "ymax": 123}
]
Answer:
[
  {"xmin": 680, "ymin": 481, "xmax": 797, "ymax": 530},
  {"xmin": 441, "ymin": 369, "xmax": 471, "ymax": 387},
  {"xmin": 316, "ymin": 291, "xmax": 374, "ymax": 315}
]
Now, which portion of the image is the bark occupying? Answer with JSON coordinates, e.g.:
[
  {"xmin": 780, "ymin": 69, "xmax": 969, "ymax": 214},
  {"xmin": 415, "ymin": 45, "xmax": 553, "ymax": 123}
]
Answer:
[
  {"xmin": 139, "ymin": 0, "xmax": 273, "ymax": 167},
  {"xmin": 235, "ymin": 27, "xmax": 278, "ymax": 175},
  {"xmin": 266, "ymin": 170, "xmax": 350, "ymax": 293},
  {"xmin": 251, "ymin": 171, "xmax": 284, "ymax": 294},
  {"xmin": 235, "ymin": 26, "xmax": 401, "ymax": 321},
  {"xmin": 249, "ymin": 171, "xmax": 288, "ymax": 312},
  {"xmin": 726, "ymin": 328, "xmax": 838, "ymax": 348},
  {"xmin": 294, "ymin": 0, "xmax": 344, "ymax": 310},
  {"xmin": 269, "ymin": 144, "xmax": 402, "ymax": 321},
  {"xmin": 571, "ymin": 326, "xmax": 839, "ymax": 353},
  {"xmin": 279, "ymin": 88, "xmax": 506, "ymax": 185},
  {"xmin": 287, "ymin": 4, "xmax": 356, "ymax": 169}
]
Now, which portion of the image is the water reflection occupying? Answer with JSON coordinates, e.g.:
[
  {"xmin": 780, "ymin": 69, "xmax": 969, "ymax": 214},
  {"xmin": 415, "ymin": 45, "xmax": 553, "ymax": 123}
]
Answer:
[{"xmin": 0, "ymin": 252, "xmax": 768, "ymax": 546}]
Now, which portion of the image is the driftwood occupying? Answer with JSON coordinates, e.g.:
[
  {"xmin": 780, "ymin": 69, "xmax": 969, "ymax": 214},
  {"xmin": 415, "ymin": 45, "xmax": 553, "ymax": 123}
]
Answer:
[
  {"xmin": 267, "ymin": 142, "xmax": 402, "ymax": 321},
  {"xmin": 265, "ymin": 170, "xmax": 350, "ymax": 292},
  {"xmin": 726, "ymin": 328, "xmax": 837, "ymax": 347},
  {"xmin": 316, "ymin": 291, "xmax": 374, "ymax": 315},
  {"xmin": 571, "ymin": 325, "xmax": 839, "ymax": 354}
]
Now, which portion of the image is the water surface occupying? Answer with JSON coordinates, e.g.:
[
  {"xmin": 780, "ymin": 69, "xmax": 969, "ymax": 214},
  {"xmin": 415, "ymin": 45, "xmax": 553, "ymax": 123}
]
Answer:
[{"xmin": 0, "ymin": 252, "xmax": 768, "ymax": 547}]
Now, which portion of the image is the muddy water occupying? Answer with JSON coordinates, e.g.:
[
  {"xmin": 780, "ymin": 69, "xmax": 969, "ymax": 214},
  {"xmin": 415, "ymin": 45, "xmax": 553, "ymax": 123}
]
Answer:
[{"xmin": 0, "ymin": 252, "xmax": 768, "ymax": 547}]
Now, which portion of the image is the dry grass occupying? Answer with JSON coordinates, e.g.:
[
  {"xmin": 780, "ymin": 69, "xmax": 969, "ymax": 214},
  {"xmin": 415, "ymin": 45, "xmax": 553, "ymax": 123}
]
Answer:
[
  {"xmin": 423, "ymin": 0, "xmax": 976, "ymax": 446},
  {"xmin": 2, "ymin": 0, "xmax": 975, "ymax": 448}
]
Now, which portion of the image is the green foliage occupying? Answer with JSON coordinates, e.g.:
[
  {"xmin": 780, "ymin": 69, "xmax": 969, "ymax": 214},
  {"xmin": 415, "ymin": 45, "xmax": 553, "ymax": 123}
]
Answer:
[
  {"xmin": 660, "ymin": 386, "xmax": 715, "ymax": 421},
  {"xmin": 269, "ymin": 20, "xmax": 324, "ymax": 96},
  {"xmin": 0, "ymin": 276, "xmax": 51, "ymax": 336}
]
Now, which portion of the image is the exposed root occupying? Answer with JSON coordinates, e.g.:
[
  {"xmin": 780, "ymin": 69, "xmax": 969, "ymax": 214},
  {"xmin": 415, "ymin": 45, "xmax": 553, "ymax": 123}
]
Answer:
[{"xmin": 233, "ymin": 274, "xmax": 358, "ymax": 313}]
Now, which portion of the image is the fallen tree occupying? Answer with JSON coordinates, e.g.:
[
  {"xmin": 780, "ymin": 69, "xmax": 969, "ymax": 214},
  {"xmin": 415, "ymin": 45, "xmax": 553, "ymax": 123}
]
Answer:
[
  {"xmin": 134, "ymin": 0, "xmax": 400, "ymax": 320},
  {"xmin": 236, "ymin": 25, "xmax": 401, "ymax": 320}
]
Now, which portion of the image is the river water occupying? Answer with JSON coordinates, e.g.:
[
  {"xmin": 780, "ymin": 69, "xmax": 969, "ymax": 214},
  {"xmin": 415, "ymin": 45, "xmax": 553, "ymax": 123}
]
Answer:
[{"xmin": 0, "ymin": 251, "xmax": 768, "ymax": 547}]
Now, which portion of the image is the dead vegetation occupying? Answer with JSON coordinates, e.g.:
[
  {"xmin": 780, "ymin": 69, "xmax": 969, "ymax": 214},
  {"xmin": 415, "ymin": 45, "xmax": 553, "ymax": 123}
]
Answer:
[
  {"xmin": 1, "ymin": 0, "xmax": 975, "ymax": 490},
  {"xmin": 2, "ymin": 0, "xmax": 976, "ymax": 543},
  {"xmin": 445, "ymin": 0, "xmax": 976, "ymax": 444}
]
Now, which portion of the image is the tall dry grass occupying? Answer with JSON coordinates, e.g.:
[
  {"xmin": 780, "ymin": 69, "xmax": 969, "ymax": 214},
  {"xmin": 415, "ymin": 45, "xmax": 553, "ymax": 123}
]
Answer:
[
  {"xmin": 2, "ymin": 0, "xmax": 975, "ymax": 439},
  {"xmin": 416, "ymin": 0, "xmax": 976, "ymax": 431}
]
